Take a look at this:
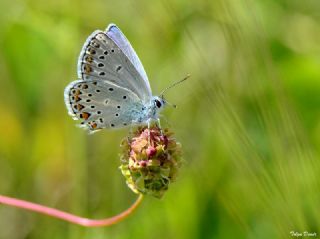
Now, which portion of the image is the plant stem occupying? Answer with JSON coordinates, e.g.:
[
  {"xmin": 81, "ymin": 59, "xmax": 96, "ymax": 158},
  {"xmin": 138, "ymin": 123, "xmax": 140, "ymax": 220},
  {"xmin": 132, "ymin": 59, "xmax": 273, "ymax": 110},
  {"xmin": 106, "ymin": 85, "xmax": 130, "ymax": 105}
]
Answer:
[{"xmin": 0, "ymin": 194, "xmax": 143, "ymax": 227}]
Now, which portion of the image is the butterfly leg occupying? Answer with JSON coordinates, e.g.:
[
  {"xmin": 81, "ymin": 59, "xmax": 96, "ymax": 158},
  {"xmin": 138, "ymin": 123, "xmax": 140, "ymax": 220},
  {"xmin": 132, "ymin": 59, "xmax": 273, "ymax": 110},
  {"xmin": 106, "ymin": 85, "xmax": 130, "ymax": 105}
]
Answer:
[
  {"xmin": 147, "ymin": 119, "xmax": 151, "ymax": 144},
  {"xmin": 129, "ymin": 124, "xmax": 134, "ymax": 136},
  {"xmin": 156, "ymin": 118, "xmax": 163, "ymax": 135},
  {"xmin": 159, "ymin": 114, "xmax": 171, "ymax": 128}
]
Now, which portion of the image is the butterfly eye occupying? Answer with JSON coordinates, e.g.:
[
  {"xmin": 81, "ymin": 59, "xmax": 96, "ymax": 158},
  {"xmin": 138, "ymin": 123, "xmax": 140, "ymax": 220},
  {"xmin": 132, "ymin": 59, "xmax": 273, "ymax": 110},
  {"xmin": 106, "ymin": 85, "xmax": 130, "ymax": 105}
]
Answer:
[{"xmin": 155, "ymin": 100, "xmax": 162, "ymax": 108}]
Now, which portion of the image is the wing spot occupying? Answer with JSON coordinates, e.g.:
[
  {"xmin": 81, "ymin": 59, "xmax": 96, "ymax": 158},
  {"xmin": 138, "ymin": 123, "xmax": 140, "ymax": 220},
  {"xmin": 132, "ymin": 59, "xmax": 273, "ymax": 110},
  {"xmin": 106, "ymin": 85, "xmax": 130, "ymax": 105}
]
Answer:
[
  {"xmin": 93, "ymin": 82, "xmax": 97, "ymax": 85},
  {"xmin": 71, "ymin": 90, "xmax": 76, "ymax": 94},
  {"xmin": 98, "ymin": 63, "xmax": 104, "ymax": 67},
  {"xmin": 111, "ymin": 49, "xmax": 115, "ymax": 53},
  {"xmin": 108, "ymin": 88, "xmax": 114, "ymax": 91},
  {"xmin": 90, "ymin": 122, "xmax": 98, "ymax": 129},
  {"xmin": 88, "ymin": 94, "xmax": 92, "ymax": 97},
  {"xmin": 117, "ymin": 105, "xmax": 121, "ymax": 109},
  {"xmin": 91, "ymin": 41, "xmax": 100, "ymax": 48},
  {"xmin": 123, "ymin": 123, "xmax": 127, "ymax": 126},
  {"xmin": 99, "ymin": 72, "xmax": 105, "ymax": 76},
  {"xmin": 96, "ymin": 89, "xmax": 100, "ymax": 93},
  {"xmin": 99, "ymin": 118, "xmax": 103, "ymax": 123},
  {"xmin": 104, "ymin": 51, "xmax": 109, "ymax": 55},
  {"xmin": 91, "ymin": 105, "xmax": 95, "ymax": 109},
  {"xmin": 74, "ymin": 89, "xmax": 82, "ymax": 95},
  {"xmin": 99, "ymin": 55, "xmax": 105, "ymax": 60},
  {"xmin": 115, "ymin": 113, "xmax": 119, "ymax": 117},
  {"xmin": 86, "ymin": 99, "xmax": 91, "ymax": 102},
  {"xmin": 83, "ymin": 64, "xmax": 92, "ymax": 73},
  {"xmin": 80, "ymin": 112, "xmax": 91, "ymax": 120},
  {"xmin": 116, "ymin": 65, "xmax": 122, "ymax": 72},
  {"xmin": 82, "ymin": 84, "xmax": 88, "ymax": 89},
  {"xmin": 85, "ymin": 56, "xmax": 93, "ymax": 63},
  {"xmin": 101, "ymin": 39, "xmax": 108, "ymax": 44},
  {"xmin": 88, "ymin": 47, "xmax": 96, "ymax": 55},
  {"xmin": 123, "ymin": 96, "xmax": 127, "ymax": 99},
  {"xmin": 77, "ymin": 104, "xmax": 84, "ymax": 111},
  {"xmin": 111, "ymin": 124, "xmax": 115, "ymax": 127},
  {"xmin": 104, "ymin": 100, "xmax": 108, "ymax": 104},
  {"xmin": 97, "ymin": 111, "xmax": 101, "ymax": 114}
]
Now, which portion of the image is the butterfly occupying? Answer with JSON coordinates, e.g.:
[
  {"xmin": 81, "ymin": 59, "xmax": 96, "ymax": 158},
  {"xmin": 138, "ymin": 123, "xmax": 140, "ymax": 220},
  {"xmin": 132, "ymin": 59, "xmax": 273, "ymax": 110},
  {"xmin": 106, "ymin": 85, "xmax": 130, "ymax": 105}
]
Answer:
[{"xmin": 64, "ymin": 23, "xmax": 172, "ymax": 132}]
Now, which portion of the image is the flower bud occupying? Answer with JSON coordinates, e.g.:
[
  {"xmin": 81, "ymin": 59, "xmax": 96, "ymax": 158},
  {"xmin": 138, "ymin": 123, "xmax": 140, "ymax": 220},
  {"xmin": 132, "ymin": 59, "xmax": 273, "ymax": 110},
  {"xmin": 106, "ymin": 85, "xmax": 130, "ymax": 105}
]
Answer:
[{"xmin": 119, "ymin": 125, "xmax": 182, "ymax": 198}]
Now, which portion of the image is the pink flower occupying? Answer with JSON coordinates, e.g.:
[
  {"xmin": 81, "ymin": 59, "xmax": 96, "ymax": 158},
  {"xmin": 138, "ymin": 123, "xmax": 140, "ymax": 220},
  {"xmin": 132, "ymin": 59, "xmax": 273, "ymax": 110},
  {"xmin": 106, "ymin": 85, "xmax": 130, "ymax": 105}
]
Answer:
[{"xmin": 119, "ymin": 125, "xmax": 182, "ymax": 198}]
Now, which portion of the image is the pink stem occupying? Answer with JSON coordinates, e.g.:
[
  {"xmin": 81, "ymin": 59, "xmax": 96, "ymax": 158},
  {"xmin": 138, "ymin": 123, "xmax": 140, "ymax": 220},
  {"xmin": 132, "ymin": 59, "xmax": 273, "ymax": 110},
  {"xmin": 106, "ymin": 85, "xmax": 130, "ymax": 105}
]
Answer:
[{"xmin": 0, "ymin": 194, "xmax": 143, "ymax": 227}]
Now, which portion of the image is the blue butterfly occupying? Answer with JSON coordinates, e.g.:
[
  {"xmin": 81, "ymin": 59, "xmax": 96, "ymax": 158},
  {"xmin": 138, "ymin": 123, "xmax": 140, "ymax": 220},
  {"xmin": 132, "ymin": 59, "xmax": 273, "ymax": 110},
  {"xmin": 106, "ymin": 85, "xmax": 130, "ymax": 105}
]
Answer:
[{"xmin": 64, "ymin": 24, "xmax": 187, "ymax": 132}]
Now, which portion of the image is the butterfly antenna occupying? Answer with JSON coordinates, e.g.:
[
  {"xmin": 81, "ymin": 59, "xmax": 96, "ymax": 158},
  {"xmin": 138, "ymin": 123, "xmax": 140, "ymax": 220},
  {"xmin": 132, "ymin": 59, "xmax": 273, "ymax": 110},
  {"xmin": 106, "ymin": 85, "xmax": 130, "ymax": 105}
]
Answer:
[
  {"xmin": 165, "ymin": 100, "xmax": 177, "ymax": 108},
  {"xmin": 160, "ymin": 74, "xmax": 190, "ymax": 96}
]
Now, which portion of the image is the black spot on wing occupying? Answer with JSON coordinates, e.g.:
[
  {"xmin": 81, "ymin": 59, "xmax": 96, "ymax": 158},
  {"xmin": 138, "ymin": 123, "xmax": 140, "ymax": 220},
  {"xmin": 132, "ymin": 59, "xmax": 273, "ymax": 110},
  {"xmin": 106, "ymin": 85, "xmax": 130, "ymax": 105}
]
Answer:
[{"xmin": 116, "ymin": 65, "xmax": 122, "ymax": 72}]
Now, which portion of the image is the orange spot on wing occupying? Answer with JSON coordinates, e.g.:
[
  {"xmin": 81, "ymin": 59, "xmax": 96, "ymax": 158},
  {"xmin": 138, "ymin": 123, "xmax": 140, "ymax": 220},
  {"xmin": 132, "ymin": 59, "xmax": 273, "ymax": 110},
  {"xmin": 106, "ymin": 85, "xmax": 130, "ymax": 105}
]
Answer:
[
  {"xmin": 87, "ymin": 47, "xmax": 96, "ymax": 55},
  {"xmin": 82, "ymin": 112, "xmax": 91, "ymax": 120},
  {"xmin": 74, "ymin": 95, "xmax": 81, "ymax": 102},
  {"xmin": 84, "ymin": 64, "xmax": 92, "ymax": 73},
  {"xmin": 85, "ymin": 56, "xmax": 93, "ymax": 63},
  {"xmin": 90, "ymin": 122, "xmax": 97, "ymax": 129},
  {"xmin": 76, "ymin": 104, "xmax": 84, "ymax": 111},
  {"xmin": 73, "ymin": 89, "xmax": 82, "ymax": 102}
]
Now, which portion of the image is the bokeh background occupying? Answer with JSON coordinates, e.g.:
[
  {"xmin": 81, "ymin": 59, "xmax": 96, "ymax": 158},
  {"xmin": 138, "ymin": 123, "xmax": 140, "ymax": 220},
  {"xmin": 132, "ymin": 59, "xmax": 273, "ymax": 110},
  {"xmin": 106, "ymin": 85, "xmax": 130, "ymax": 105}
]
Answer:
[{"xmin": 0, "ymin": 0, "xmax": 320, "ymax": 238}]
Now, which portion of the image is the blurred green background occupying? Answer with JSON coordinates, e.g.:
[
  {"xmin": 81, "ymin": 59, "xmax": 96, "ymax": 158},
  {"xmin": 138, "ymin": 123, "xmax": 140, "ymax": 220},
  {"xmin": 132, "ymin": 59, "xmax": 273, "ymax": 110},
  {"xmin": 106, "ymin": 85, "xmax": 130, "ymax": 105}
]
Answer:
[{"xmin": 0, "ymin": 0, "xmax": 320, "ymax": 238}]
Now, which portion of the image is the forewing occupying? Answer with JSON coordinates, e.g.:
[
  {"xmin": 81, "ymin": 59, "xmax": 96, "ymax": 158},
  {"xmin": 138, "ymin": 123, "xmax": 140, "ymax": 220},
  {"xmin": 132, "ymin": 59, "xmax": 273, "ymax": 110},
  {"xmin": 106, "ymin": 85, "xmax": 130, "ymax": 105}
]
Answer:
[
  {"xmin": 106, "ymin": 24, "xmax": 151, "ymax": 95},
  {"xmin": 64, "ymin": 79, "xmax": 146, "ymax": 131},
  {"xmin": 78, "ymin": 29, "xmax": 151, "ymax": 103}
]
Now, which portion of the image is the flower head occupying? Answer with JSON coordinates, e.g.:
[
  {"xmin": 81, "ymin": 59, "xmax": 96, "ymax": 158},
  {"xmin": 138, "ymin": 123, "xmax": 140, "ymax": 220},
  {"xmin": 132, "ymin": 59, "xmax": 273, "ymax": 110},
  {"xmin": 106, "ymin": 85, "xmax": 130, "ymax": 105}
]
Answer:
[{"xmin": 120, "ymin": 125, "xmax": 182, "ymax": 198}]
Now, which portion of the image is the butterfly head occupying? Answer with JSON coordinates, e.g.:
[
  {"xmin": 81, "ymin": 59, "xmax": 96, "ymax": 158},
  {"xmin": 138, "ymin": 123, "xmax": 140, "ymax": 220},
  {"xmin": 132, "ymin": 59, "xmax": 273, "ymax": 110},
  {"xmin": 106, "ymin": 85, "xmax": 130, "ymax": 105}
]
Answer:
[
  {"xmin": 153, "ymin": 96, "xmax": 166, "ymax": 109},
  {"xmin": 145, "ymin": 96, "xmax": 166, "ymax": 120}
]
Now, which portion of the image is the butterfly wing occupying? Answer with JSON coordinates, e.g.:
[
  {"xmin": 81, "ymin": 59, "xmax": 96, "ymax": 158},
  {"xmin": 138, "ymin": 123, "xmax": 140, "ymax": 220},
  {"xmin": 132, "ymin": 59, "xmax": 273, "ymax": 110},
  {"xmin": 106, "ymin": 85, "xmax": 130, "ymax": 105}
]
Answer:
[
  {"xmin": 105, "ymin": 24, "xmax": 151, "ymax": 96},
  {"xmin": 64, "ymin": 79, "xmax": 146, "ymax": 131},
  {"xmin": 77, "ymin": 27, "xmax": 151, "ymax": 103}
]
